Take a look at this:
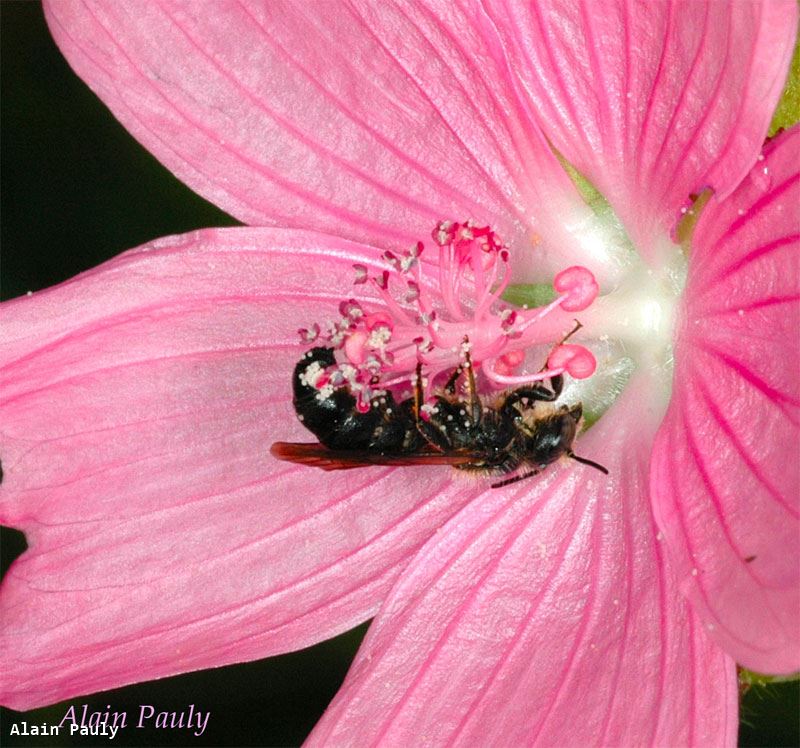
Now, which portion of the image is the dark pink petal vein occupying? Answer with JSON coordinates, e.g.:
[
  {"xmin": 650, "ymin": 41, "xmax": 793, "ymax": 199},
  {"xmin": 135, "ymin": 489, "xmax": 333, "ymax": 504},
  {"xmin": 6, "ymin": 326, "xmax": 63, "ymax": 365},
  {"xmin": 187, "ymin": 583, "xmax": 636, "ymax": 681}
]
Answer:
[
  {"xmin": 484, "ymin": 0, "xmax": 797, "ymax": 263},
  {"xmin": 43, "ymin": 0, "xmax": 598, "ymax": 275},
  {"xmin": 651, "ymin": 126, "xmax": 800, "ymax": 674},
  {"xmin": 309, "ymin": 374, "xmax": 737, "ymax": 747},
  {"xmin": 0, "ymin": 228, "xmax": 484, "ymax": 710}
]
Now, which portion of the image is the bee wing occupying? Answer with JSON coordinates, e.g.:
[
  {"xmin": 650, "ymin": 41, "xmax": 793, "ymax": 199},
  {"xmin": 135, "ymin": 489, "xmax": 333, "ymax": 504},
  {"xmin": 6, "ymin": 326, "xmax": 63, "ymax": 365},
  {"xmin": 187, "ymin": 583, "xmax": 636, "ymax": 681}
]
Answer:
[{"xmin": 270, "ymin": 442, "xmax": 478, "ymax": 471}]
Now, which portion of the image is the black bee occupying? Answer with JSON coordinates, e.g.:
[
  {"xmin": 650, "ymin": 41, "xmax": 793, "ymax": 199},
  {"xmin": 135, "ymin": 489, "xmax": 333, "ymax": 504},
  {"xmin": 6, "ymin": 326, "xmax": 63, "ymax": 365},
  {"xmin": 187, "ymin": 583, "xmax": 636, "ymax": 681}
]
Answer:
[{"xmin": 271, "ymin": 346, "xmax": 608, "ymax": 488}]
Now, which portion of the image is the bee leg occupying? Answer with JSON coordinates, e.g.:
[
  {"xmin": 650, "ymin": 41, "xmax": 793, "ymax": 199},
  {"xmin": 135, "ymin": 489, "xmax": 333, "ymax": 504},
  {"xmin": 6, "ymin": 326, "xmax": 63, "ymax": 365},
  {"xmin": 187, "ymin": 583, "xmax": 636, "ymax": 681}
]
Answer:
[
  {"xmin": 500, "ymin": 377, "xmax": 563, "ymax": 419},
  {"xmin": 415, "ymin": 411, "xmax": 453, "ymax": 452},
  {"xmin": 491, "ymin": 469, "xmax": 540, "ymax": 489},
  {"xmin": 443, "ymin": 364, "xmax": 463, "ymax": 395},
  {"xmin": 412, "ymin": 362, "xmax": 452, "ymax": 452},
  {"xmin": 550, "ymin": 373, "xmax": 564, "ymax": 398},
  {"xmin": 442, "ymin": 338, "xmax": 482, "ymax": 426},
  {"xmin": 412, "ymin": 360, "xmax": 424, "ymax": 424},
  {"xmin": 462, "ymin": 338, "xmax": 482, "ymax": 426}
]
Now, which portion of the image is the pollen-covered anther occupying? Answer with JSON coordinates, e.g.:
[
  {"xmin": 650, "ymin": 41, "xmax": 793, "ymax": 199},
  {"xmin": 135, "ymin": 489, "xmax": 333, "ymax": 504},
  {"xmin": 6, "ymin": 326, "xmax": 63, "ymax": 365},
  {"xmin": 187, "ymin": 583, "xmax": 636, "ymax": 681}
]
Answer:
[
  {"xmin": 339, "ymin": 299, "xmax": 364, "ymax": 320},
  {"xmin": 352, "ymin": 264, "xmax": 369, "ymax": 285},
  {"xmin": 298, "ymin": 323, "xmax": 320, "ymax": 343},
  {"xmin": 374, "ymin": 271, "xmax": 390, "ymax": 291},
  {"xmin": 415, "ymin": 338, "xmax": 434, "ymax": 355},
  {"xmin": 367, "ymin": 324, "xmax": 392, "ymax": 348},
  {"xmin": 400, "ymin": 254, "xmax": 417, "ymax": 273},
  {"xmin": 418, "ymin": 310, "xmax": 436, "ymax": 326},
  {"xmin": 433, "ymin": 220, "xmax": 456, "ymax": 246},
  {"xmin": 383, "ymin": 250, "xmax": 401, "ymax": 271},
  {"xmin": 500, "ymin": 308, "xmax": 518, "ymax": 332}
]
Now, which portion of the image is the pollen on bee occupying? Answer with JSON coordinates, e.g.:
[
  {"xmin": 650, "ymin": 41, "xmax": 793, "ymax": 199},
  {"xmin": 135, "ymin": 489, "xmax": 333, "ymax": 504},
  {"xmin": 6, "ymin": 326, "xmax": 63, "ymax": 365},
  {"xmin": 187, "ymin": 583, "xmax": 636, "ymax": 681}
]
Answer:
[
  {"xmin": 299, "ymin": 361, "xmax": 325, "ymax": 388},
  {"xmin": 315, "ymin": 384, "xmax": 335, "ymax": 401}
]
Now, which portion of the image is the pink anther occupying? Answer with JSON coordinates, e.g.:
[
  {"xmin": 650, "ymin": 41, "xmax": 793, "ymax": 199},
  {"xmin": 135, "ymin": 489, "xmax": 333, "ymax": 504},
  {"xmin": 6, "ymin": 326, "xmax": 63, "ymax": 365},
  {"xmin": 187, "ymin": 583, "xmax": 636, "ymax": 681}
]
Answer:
[
  {"xmin": 547, "ymin": 344, "xmax": 596, "ymax": 379},
  {"xmin": 339, "ymin": 299, "xmax": 363, "ymax": 319},
  {"xmin": 298, "ymin": 323, "xmax": 320, "ymax": 343},
  {"xmin": 553, "ymin": 266, "xmax": 599, "ymax": 312}
]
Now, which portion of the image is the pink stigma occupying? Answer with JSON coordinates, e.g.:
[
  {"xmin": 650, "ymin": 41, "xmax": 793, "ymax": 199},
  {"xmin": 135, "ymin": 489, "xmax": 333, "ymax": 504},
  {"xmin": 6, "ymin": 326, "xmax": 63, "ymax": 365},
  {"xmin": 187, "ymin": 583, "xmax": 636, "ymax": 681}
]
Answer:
[
  {"xmin": 553, "ymin": 266, "xmax": 599, "ymax": 312},
  {"xmin": 548, "ymin": 344, "xmax": 597, "ymax": 379},
  {"xmin": 297, "ymin": 221, "xmax": 599, "ymax": 404}
]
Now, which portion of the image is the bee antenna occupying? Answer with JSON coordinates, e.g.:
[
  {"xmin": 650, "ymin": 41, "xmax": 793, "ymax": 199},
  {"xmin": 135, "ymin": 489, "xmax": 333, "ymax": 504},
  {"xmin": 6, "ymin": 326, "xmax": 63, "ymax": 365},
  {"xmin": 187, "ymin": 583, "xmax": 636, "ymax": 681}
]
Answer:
[{"xmin": 568, "ymin": 452, "xmax": 609, "ymax": 475}]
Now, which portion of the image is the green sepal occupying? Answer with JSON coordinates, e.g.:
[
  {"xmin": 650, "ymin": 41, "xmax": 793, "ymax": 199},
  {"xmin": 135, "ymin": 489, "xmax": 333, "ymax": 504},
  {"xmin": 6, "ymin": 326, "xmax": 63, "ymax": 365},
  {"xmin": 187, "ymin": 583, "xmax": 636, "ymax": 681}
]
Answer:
[
  {"xmin": 769, "ymin": 36, "xmax": 800, "ymax": 135},
  {"xmin": 502, "ymin": 283, "xmax": 557, "ymax": 309},
  {"xmin": 552, "ymin": 150, "xmax": 613, "ymax": 218},
  {"xmin": 739, "ymin": 668, "xmax": 800, "ymax": 688}
]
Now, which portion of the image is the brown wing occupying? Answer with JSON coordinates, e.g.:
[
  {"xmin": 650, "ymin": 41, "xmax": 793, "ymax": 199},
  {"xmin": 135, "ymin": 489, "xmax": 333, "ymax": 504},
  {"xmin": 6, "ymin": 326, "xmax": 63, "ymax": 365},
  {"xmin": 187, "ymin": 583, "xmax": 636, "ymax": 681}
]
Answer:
[{"xmin": 270, "ymin": 442, "xmax": 478, "ymax": 471}]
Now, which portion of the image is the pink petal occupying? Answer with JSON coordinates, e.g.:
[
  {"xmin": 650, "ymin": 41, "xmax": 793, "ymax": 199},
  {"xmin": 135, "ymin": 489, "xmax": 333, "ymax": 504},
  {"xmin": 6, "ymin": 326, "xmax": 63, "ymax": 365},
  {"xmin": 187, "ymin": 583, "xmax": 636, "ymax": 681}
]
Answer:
[
  {"xmin": 651, "ymin": 126, "xmax": 800, "ymax": 674},
  {"xmin": 0, "ymin": 227, "xmax": 483, "ymax": 710},
  {"xmin": 308, "ymin": 374, "xmax": 737, "ymax": 747},
  {"xmin": 486, "ymin": 0, "xmax": 797, "ymax": 262},
  {"xmin": 42, "ymin": 0, "xmax": 602, "ymax": 276}
]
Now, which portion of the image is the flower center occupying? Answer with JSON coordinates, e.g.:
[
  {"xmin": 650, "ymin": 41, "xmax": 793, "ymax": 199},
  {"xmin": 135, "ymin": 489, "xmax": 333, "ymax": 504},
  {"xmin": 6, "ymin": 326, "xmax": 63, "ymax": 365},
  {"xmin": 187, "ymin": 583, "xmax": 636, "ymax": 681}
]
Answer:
[
  {"xmin": 299, "ymin": 221, "xmax": 601, "ymax": 412},
  {"xmin": 553, "ymin": 230, "xmax": 687, "ymax": 420}
]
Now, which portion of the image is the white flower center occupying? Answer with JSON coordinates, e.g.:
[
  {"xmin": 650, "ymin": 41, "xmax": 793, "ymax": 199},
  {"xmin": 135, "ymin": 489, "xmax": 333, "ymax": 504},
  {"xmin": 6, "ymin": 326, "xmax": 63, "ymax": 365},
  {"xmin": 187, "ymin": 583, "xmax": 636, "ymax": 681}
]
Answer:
[{"xmin": 560, "ymin": 222, "xmax": 688, "ymax": 418}]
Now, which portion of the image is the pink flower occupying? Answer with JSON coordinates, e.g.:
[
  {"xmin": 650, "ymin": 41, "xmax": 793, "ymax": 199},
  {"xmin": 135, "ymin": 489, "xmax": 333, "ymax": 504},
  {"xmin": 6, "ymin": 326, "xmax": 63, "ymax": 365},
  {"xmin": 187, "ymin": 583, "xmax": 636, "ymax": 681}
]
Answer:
[{"xmin": 1, "ymin": 1, "xmax": 798, "ymax": 744}]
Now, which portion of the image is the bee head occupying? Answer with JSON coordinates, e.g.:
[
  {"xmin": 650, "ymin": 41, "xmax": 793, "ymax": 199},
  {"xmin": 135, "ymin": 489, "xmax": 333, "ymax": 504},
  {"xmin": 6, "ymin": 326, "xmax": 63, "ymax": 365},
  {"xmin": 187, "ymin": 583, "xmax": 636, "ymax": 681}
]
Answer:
[{"xmin": 523, "ymin": 411, "xmax": 580, "ymax": 468}]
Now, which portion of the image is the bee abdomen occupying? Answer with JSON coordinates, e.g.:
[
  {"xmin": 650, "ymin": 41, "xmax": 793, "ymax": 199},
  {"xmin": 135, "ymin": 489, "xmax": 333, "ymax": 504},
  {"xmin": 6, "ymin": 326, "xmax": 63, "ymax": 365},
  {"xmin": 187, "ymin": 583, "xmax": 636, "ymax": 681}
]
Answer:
[{"xmin": 292, "ymin": 347, "xmax": 417, "ymax": 452}]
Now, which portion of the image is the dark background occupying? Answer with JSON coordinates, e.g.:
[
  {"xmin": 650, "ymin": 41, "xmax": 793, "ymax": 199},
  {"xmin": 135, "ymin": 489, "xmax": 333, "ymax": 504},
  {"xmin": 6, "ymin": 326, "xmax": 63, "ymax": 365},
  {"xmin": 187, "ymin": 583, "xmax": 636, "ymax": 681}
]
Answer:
[{"xmin": 1, "ymin": 2, "xmax": 797, "ymax": 746}]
